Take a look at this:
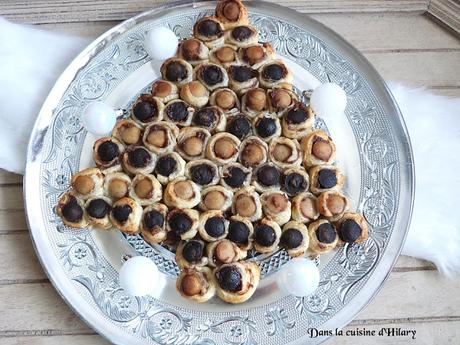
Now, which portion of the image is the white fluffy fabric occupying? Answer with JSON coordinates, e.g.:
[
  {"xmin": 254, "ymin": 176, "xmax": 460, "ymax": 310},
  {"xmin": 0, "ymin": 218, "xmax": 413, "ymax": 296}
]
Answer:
[
  {"xmin": 0, "ymin": 18, "xmax": 88, "ymax": 173},
  {"xmin": 1, "ymin": 18, "xmax": 460, "ymax": 275}
]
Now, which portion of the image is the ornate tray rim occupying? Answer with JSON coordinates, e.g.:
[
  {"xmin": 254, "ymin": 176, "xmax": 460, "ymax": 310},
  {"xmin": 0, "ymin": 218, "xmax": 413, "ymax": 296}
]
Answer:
[{"xmin": 24, "ymin": 1, "xmax": 415, "ymax": 344}]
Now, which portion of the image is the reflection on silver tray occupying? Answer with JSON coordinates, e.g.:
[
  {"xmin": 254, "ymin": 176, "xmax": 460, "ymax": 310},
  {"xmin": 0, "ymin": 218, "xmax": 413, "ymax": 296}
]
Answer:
[{"xmin": 25, "ymin": 1, "xmax": 414, "ymax": 344}]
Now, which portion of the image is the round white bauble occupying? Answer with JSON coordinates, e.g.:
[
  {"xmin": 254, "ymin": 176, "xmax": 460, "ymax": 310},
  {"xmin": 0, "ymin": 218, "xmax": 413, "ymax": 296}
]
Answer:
[
  {"xmin": 310, "ymin": 83, "xmax": 347, "ymax": 119},
  {"xmin": 119, "ymin": 256, "xmax": 159, "ymax": 296},
  {"xmin": 81, "ymin": 101, "xmax": 117, "ymax": 136},
  {"xmin": 144, "ymin": 27, "xmax": 179, "ymax": 61},
  {"xmin": 278, "ymin": 257, "xmax": 320, "ymax": 297}
]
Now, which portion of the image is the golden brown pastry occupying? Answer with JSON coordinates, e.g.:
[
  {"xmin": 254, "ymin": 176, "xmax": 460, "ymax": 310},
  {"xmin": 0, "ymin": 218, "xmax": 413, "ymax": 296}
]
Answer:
[
  {"xmin": 191, "ymin": 106, "xmax": 226, "ymax": 133},
  {"xmin": 215, "ymin": 0, "xmax": 249, "ymax": 29},
  {"xmin": 206, "ymin": 132, "xmax": 241, "ymax": 165},
  {"xmin": 176, "ymin": 127, "xmax": 211, "ymax": 161},
  {"xmin": 309, "ymin": 165, "xmax": 345, "ymax": 195},
  {"xmin": 84, "ymin": 196, "xmax": 112, "ymax": 230},
  {"xmin": 227, "ymin": 64, "xmax": 259, "ymax": 94},
  {"xmin": 301, "ymin": 130, "xmax": 336, "ymax": 167},
  {"xmin": 252, "ymin": 163, "xmax": 281, "ymax": 192},
  {"xmin": 226, "ymin": 114, "xmax": 253, "ymax": 140},
  {"xmin": 185, "ymin": 159, "xmax": 220, "ymax": 188},
  {"xmin": 252, "ymin": 113, "xmax": 281, "ymax": 142},
  {"xmin": 153, "ymin": 152, "xmax": 186, "ymax": 185},
  {"xmin": 260, "ymin": 191, "xmax": 291, "ymax": 226},
  {"xmin": 112, "ymin": 119, "xmax": 143, "ymax": 146},
  {"xmin": 281, "ymin": 101, "xmax": 315, "ymax": 139},
  {"xmin": 160, "ymin": 58, "xmax": 193, "ymax": 86},
  {"xmin": 194, "ymin": 62, "xmax": 229, "ymax": 91},
  {"xmin": 209, "ymin": 87, "xmax": 240, "ymax": 113},
  {"xmin": 193, "ymin": 16, "xmax": 225, "ymax": 49},
  {"xmin": 151, "ymin": 80, "xmax": 179, "ymax": 103},
  {"xmin": 232, "ymin": 186, "xmax": 262, "ymax": 222},
  {"xmin": 238, "ymin": 43, "xmax": 274, "ymax": 69},
  {"xmin": 109, "ymin": 197, "xmax": 143, "ymax": 235},
  {"xmin": 259, "ymin": 60, "xmax": 293, "ymax": 89},
  {"xmin": 199, "ymin": 185, "xmax": 233, "ymax": 212},
  {"xmin": 179, "ymin": 81, "xmax": 210, "ymax": 108},
  {"xmin": 253, "ymin": 218, "xmax": 281, "ymax": 253},
  {"xmin": 206, "ymin": 239, "xmax": 247, "ymax": 267},
  {"xmin": 238, "ymin": 136, "xmax": 268, "ymax": 168},
  {"xmin": 227, "ymin": 215, "xmax": 253, "ymax": 250},
  {"xmin": 281, "ymin": 167, "xmax": 309, "ymax": 196},
  {"xmin": 335, "ymin": 212, "xmax": 369, "ymax": 245},
  {"xmin": 267, "ymin": 87, "xmax": 299, "ymax": 118},
  {"xmin": 177, "ymin": 38, "xmax": 210, "ymax": 66},
  {"xmin": 268, "ymin": 136, "xmax": 302, "ymax": 168},
  {"xmin": 198, "ymin": 210, "xmax": 229, "ymax": 242},
  {"xmin": 57, "ymin": 192, "xmax": 88, "ymax": 228},
  {"xmin": 225, "ymin": 25, "xmax": 259, "ymax": 48},
  {"xmin": 214, "ymin": 261, "xmax": 260, "ymax": 304},
  {"xmin": 142, "ymin": 121, "xmax": 179, "ymax": 154},
  {"xmin": 176, "ymin": 239, "xmax": 208, "ymax": 268},
  {"xmin": 308, "ymin": 219, "xmax": 338, "ymax": 254},
  {"xmin": 241, "ymin": 87, "xmax": 267, "ymax": 118},
  {"xmin": 140, "ymin": 203, "xmax": 168, "ymax": 244},
  {"xmin": 318, "ymin": 191, "xmax": 349, "ymax": 221},
  {"xmin": 129, "ymin": 173, "xmax": 162, "ymax": 205},
  {"xmin": 280, "ymin": 221, "xmax": 309, "ymax": 257},
  {"xmin": 163, "ymin": 177, "xmax": 201, "ymax": 209},
  {"xmin": 176, "ymin": 266, "xmax": 216, "ymax": 302},
  {"xmin": 291, "ymin": 192, "xmax": 320, "ymax": 224},
  {"xmin": 103, "ymin": 172, "xmax": 131, "ymax": 200},
  {"xmin": 70, "ymin": 167, "xmax": 104, "ymax": 200},
  {"xmin": 219, "ymin": 162, "xmax": 252, "ymax": 191},
  {"xmin": 163, "ymin": 99, "xmax": 195, "ymax": 127},
  {"xmin": 209, "ymin": 44, "xmax": 239, "ymax": 68},
  {"xmin": 93, "ymin": 137, "xmax": 125, "ymax": 173},
  {"xmin": 131, "ymin": 94, "xmax": 164, "ymax": 127},
  {"xmin": 121, "ymin": 146, "xmax": 156, "ymax": 175},
  {"xmin": 166, "ymin": 208, "xmax": 200, "ymax": 240}
]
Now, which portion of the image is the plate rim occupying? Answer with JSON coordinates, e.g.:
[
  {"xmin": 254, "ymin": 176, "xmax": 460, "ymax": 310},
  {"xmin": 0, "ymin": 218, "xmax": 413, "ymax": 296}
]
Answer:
[{"xmin": 24, "ymin": 1, "xmax": 415, "ymax": 344}]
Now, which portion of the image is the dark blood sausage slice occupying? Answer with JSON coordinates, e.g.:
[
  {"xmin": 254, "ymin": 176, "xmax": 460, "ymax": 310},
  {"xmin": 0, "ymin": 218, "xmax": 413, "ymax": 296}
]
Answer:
[
  {"xmin": 283, "ymin": 172, "xmax": 308, "ymax": 195},
  {"xmin": 182, "ymin": 240, "xmax": 204, "ymax": 263},
  {"xmin": 317, "ymin": 169, "xmax": 337, "ymax": 189},
  {"xmin": 280, "ymin": 228, "xmax": 303, "ymax": 249},
  {"xmin": 97, "ymin": 141, "xmax": 119, "ymax": 162},
  {"xmin": 205, "ymin": 216, "xmax": 226, "ymax": 238},
  {"xmin": 286, "ymin": 105, "xmax": 309, "ymax": 125},
  {"xmin": 216, "ymin": 265, "xmax": 242, "ymax": 292},
  {"xmin": 155, "ymin": 155, "xmax": 177, "ymax": 176},
  {"xmin": 256, "ymin": 165, "xmax": 280, "ymax": 187},
  {"xmin": 226, "ymin": 115, "xmax": 251, "ymax": 140},
  {"xmin": 62, "ymin": 196, "xmax": 84, "ymax": 223},
  {"xmin": 165, "ymin": 61, "xmax": 188, "ymax": 82},
  {"xmin": 133, "ymin": 100, "xmax": 157, "ymax": 122},
  {"xmin": 201, "ymin": 65, "xmax": 224, "ymax": 85},
  {"xmin": 316, "ymin": 223, "xmax": 337, "ymax": 244},
  {"xmin": 112, "ymin": 204, "xmax": 132, "ymax": 223},
  {"xmin": 86, "ymin": 198, "xmax": 110, "ymax": 219},
  {"xmin": 128, "ymin": 147, "xmax": 151, "ymax": 168},
  {"xmin": 255, "ymin": 117, "xmax": 277, "ymax": 138},
  {"xmin": 254, "ymin": 224, "xmax": 276, "ymax": 247},
  {"xmin": 262, "ymin": 63, "xmax": 285, "ymax": 82},
  {"xmin": 169, "ymin": 212, "xmax": 193, "ymax": 235},
  {"xmin": 196, "ymin": 19, "xmax": 224, "ymax": 37},
  {"xmin": 165, "ymin": 101, "xmax": 189, "ymax": 122},
  {"xmin": 143, "ymin": 209, "xmax": 165, "ymax": 229},
  {"xmin": 231, "ymin": 26, "xmax": 253, "ymax": 41},
  {"xmin": 193, "ymin": 107, "xmax": 217, "ymax": 128},
  {"xmin": 224, "ymin": 166, "xmax": 247, "ymax": 188},
  {"xmin": 339, "ymin": 219, "xmax": 362, "ymax": 243},
  {"xmin": 227, "ymin": 220, "xmax": 250, "ymax": 244},
  {"xmin": 190, "ymin": 164, "xmax": 215, "ymax": 185}
]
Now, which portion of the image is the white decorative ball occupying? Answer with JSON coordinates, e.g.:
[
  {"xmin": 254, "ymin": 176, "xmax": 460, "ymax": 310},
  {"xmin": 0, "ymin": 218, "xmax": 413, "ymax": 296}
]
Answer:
[
  {"xmin": 144, "ymin": 27, "xmax": 179, "ymax": 61},
  {"xmin": 119, "ymin": 256, "xmax": 159, "ymax": 296},
  {"xmin": 278, "ymin": 257, "xmax": 320, "ymax": 297},
  {"xmin": 81, "ymin": 101, "xmax": 117, "ymax": 136},
  {"xmin": 310, "ymin": 82, "xmax": 347, "ymax": 118}
]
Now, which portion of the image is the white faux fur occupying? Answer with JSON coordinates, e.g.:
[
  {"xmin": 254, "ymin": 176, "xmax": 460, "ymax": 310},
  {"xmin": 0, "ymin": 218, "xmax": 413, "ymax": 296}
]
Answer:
[
  {"xmin": 0, "ymin": 18, "xmax": 460, "ymax": 275},
  {"xmin": 389, "ymin": 82, "xmax": 460, "ymax": 276}
]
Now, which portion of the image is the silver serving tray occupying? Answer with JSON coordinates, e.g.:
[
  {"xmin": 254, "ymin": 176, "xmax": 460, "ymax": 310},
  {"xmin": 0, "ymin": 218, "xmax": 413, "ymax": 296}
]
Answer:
[{"xmin": 24, "ymin": 1, "xmax": 415, "ymax": 344}]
